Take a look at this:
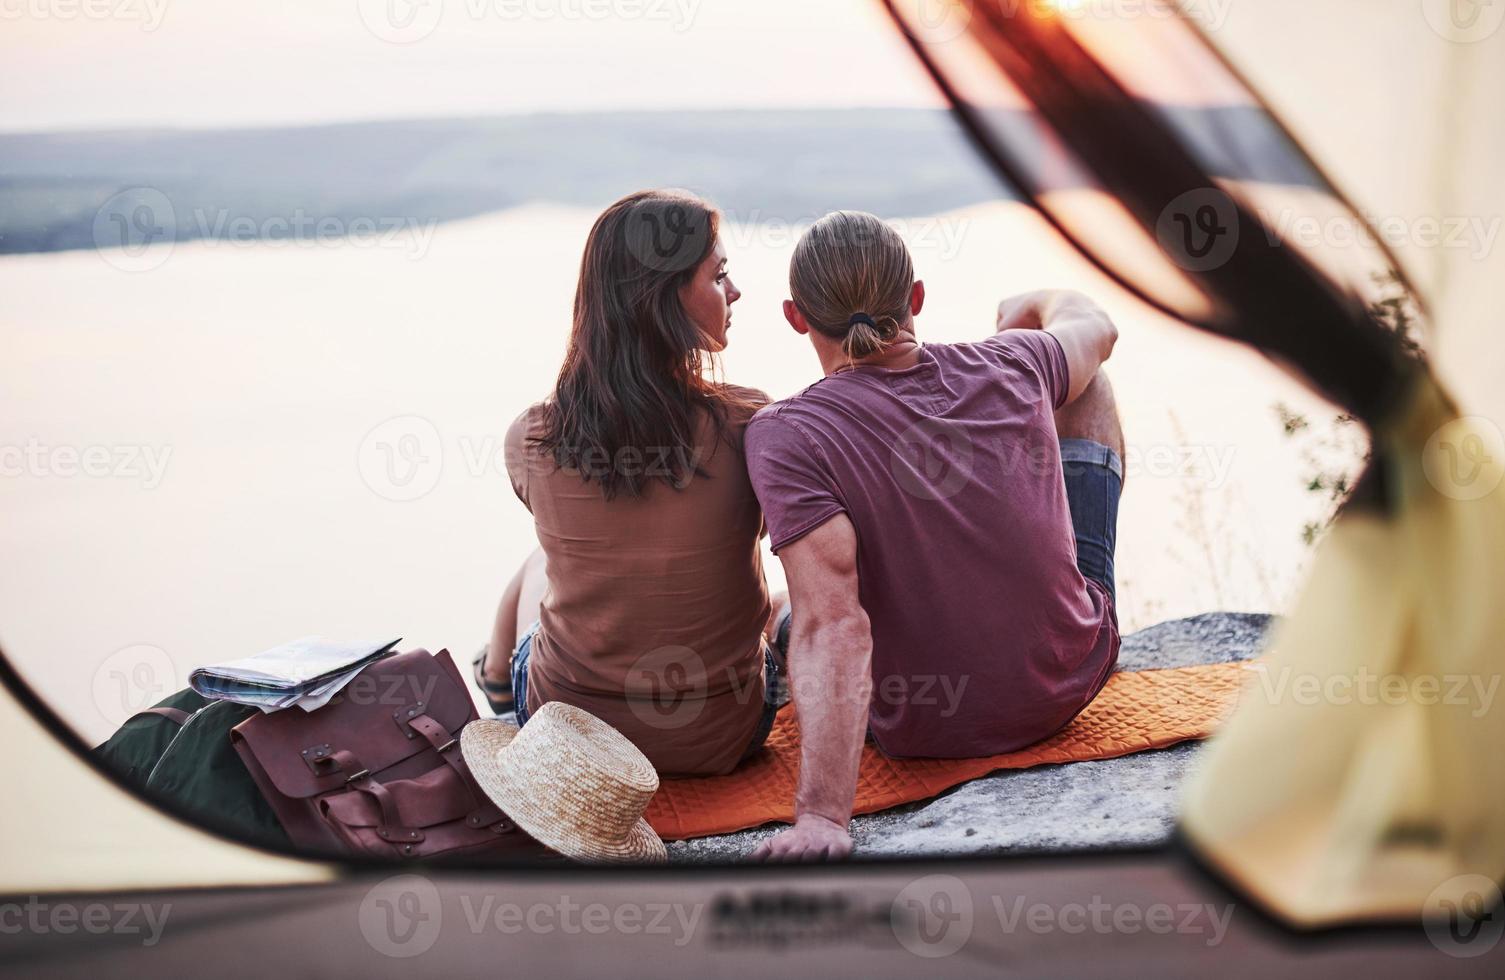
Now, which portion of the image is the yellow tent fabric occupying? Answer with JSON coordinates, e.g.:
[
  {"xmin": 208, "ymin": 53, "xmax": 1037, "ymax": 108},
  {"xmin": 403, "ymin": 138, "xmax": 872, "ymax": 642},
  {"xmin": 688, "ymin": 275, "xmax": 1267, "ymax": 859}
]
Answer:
[
  {"xmin": 0, "ymin": 676, "xmax": 335, "ymax": 893},
  {"xmin": 1181, "ymin": 375, "xmax": 1505, "ymax": 924},
  {"xmin": 1180, "ymin": 2, "xmax": 1505, "ymax": 927}
]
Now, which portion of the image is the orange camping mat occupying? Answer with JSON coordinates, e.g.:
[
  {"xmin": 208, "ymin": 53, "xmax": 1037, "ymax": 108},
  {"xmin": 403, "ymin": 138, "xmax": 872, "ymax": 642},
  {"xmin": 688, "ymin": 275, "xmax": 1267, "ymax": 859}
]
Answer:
[{"xmin": 644, "ymin": 661, "xmax": 1248, "ymax": 840}]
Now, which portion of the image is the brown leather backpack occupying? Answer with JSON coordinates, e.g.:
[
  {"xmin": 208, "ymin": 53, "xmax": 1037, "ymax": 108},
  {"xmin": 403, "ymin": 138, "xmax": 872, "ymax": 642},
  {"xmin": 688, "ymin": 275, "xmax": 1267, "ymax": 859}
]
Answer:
[{"xmin": 231, "ymin": 648, "xmax": 559, "ymax": 862}]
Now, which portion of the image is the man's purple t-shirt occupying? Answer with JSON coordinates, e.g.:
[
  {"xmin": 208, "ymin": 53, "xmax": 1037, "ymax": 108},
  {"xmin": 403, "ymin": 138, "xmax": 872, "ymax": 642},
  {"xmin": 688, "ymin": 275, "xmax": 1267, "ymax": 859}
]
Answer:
[{"xmin": 744, "ymin": 330, "xmax": 1119, "ymax": 759}]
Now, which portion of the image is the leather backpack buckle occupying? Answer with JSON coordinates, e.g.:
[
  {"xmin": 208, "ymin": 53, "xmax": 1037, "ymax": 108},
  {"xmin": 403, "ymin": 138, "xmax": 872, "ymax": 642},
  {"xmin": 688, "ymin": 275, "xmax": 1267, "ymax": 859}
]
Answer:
[{"xmin": 393, "ymin": 701, "xmax": 428, "ymax": 738}]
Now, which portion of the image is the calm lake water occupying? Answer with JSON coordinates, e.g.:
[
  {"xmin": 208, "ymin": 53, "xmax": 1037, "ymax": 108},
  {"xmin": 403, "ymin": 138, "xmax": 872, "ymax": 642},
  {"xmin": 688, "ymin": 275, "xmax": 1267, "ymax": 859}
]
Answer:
[{"xmin": 0, "ymin": 201, "xmax": 1341, "ymax": 743}]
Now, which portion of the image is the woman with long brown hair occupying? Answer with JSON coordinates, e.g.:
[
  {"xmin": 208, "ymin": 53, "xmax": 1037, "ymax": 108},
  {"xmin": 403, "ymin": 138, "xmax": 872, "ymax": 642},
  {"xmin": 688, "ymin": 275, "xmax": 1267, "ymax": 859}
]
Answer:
[{"xmin": 474, "ymin": 190, "xmax": 782, "ymax": 777}]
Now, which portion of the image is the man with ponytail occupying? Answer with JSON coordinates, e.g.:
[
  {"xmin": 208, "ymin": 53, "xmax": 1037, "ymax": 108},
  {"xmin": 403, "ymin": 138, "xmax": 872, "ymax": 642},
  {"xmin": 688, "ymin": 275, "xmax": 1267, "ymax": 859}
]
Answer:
[{"xmin": 745, "ymin": 211, "xmax": 1124, "ymax": 861}]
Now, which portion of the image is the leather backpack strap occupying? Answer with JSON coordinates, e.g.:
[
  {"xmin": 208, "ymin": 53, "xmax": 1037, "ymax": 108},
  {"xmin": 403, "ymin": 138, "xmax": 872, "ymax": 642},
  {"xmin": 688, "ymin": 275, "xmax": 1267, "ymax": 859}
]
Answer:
[
  {"xmin": 404, "ymin": 713, "xmax": 510, "ymax": 831},
  {"xmin": 320, "ymin": 749, "xmax": 425, "ymax": 852},
  {"xmin": 139, "ymin": 706, "xmax": 192, "ymax": 726}
]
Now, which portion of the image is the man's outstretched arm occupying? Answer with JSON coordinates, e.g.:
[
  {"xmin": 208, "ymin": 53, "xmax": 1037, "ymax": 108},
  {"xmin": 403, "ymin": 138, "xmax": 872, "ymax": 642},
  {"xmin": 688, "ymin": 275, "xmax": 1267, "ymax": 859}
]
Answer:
[
  {"xmin": 749, "ymin": 514, "xmax": 872, "ymax": 862},
  {"xmin": 996, "ymin": 289, "xmax": 1118, "ymax": 405}
]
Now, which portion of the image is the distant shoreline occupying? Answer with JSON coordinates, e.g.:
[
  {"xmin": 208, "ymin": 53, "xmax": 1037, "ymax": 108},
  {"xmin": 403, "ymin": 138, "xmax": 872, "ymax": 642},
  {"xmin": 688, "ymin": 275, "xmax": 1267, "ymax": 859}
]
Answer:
[{"xmin": 0, "ymin": 106, "xmax": 1315, "ymax": 256}]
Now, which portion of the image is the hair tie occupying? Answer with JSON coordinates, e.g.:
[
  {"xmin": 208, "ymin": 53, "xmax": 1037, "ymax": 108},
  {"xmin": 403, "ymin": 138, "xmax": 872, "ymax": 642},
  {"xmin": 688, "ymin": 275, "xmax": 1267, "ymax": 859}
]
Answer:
[{"xmin": 848, "ymin": 313, "xmax": 877, "ymax": 329}]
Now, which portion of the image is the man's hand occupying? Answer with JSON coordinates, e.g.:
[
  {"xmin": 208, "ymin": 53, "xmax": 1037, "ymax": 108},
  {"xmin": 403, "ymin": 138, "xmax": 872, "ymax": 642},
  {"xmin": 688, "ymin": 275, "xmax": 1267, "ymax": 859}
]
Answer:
[
  {"xmin": 749, "ymin": 814, "xmax": 853, "ymax": 862},
  {"xmin": 996, "ymin": 289, "xmax": 1103, "ymax": 333},
  {"xmin": 996, "ymin": 289, "xmax": 1117, "ymax": 405}
]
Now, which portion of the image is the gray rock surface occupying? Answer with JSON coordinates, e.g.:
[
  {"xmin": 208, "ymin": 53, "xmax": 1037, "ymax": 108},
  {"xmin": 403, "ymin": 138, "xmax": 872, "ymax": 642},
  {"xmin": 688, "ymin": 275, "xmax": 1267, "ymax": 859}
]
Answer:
[{"xmin": 665, "ymin": 611, "xmax": 1274, "ymax": 864}]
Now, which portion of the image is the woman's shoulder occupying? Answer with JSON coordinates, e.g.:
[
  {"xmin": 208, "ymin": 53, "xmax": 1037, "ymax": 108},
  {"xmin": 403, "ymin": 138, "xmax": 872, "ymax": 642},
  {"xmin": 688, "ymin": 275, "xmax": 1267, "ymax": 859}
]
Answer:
[
  {"xmin": 712, "ymin": 383, "xmax": 773, "ymax": 426},
  {"xmin": 505, "ymin": 402, "xmax": 554, "ymax": 474},
  {"xmin": 506, "ymin": 401, "xmax": 550, "ymax": 440}
]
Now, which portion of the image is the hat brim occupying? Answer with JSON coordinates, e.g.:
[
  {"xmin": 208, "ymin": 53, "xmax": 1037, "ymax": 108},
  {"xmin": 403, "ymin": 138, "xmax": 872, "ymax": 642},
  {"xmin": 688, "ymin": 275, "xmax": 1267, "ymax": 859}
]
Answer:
[{"xmin": 461, "ymin": 719, "xmax": 667, "ymax": 864}]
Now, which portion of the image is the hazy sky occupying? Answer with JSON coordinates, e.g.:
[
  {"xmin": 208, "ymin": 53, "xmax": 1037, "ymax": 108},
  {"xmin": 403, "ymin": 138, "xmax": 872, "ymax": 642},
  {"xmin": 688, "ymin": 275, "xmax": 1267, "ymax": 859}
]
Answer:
[{"xmin": 0, "ymin": 0, "xmax": 945, "ymax": 131}]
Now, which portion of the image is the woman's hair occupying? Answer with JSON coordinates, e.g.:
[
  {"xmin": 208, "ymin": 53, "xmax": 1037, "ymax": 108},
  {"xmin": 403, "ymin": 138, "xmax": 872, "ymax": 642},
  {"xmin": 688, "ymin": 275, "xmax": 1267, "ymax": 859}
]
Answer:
[
  {"xmin": 789, "ymin": 210, "xmax": 915, "ymax": 360},
  {"xmin": 536, "ymin": 189, "xmax": 747, "ymax": 500}
]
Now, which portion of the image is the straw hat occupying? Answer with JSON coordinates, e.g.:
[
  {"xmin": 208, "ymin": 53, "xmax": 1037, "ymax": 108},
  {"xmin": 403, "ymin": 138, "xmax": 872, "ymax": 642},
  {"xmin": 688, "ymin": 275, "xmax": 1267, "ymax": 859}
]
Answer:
[{"xmin": 461, "ymin": 701, "xmax": 666, "ymax": 863}]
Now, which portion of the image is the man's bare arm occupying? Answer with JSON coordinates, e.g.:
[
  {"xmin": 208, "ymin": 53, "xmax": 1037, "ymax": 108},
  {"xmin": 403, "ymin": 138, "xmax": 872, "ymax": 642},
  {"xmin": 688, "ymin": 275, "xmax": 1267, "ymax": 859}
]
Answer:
[
  {"xmin": 749, "ymin": 514, "xmax": 872, "ymax": 862},
  {"xmin": 996, "ymin": 289, "xmax": 1118, "ymax": 404}
]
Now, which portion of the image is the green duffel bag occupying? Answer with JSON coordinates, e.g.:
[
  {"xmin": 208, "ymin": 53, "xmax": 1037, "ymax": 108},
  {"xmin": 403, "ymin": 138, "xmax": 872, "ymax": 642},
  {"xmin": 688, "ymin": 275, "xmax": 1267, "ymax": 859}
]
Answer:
[
  {"xmin": 93, "ymin": 688, "xmax": 212, "ymax": 788},
  {"xmin": 94, "ymin": 691, "xmax": 291, "ymax": 849}
]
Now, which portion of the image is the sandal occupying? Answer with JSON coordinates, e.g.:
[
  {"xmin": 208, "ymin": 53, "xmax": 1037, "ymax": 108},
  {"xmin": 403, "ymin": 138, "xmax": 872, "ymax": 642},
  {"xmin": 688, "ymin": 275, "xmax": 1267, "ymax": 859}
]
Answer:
[{"xmin": 471, "ymin": 645, "xmax": 515, "ymax": 716}]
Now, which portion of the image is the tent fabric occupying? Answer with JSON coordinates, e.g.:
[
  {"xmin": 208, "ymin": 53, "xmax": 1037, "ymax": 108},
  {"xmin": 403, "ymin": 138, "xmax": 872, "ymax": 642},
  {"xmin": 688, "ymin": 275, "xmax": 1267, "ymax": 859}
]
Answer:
[
  {"xmin": 879, "ymin": 0, "xmax": 1504, "ymax": 925},
  {"xmin": 0, "ymin": 670, "xmax": 334, "ymax": 894},
  {"xmin": 1211, "ymin": 1, "xmax": 1505, "ymax": 427},
  {"xmin": 1182, "ymin": 374, "xmax": 1505, "ymax": 923}
]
